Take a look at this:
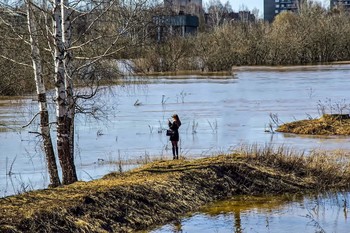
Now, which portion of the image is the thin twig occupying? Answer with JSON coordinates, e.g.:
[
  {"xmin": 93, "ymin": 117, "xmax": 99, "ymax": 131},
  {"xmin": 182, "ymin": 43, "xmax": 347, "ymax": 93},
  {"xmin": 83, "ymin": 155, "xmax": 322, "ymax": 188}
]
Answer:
[
  {"xmin": 81, "ymin": 170, "xmax": 94, "ymax": 181},
  {"xmin": 22, "ymin": 112, "xmax": 40, "ymax": 128},
  {"xmin": 0, "ymin": 55, "xmax": 32, "ymax": 68},
  {"xmin": 6, "ymin": 155, "xmax": 17, "ymax": 176},
  {"xmin": 28, "ymin": 131, "xmax": 42, "ymax": 136}
]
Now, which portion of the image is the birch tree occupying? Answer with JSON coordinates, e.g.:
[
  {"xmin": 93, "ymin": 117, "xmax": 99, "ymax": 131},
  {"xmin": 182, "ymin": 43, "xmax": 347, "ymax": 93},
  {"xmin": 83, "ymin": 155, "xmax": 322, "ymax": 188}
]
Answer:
[
  {"xmin": 25, "ymin": 0, "xmax": 61, "ymax": 187},
  {"xmin": 0, "ymin": 0, "xmax": 157, "ymax": 189},
  {"xmin": 23, "ymin": 0, "xmax": 155, "ymax": 186},
  {"xmin": 52, "ymin": 0, "xmax": 77, "ymax": 184}
]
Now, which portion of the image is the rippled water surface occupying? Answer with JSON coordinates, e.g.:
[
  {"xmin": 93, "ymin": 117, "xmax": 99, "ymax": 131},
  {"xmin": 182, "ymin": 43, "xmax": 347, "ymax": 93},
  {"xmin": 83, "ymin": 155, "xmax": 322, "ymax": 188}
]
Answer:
[{"xmin": 1, "ymin": 65, "xmax": 350, "ymax": 197}]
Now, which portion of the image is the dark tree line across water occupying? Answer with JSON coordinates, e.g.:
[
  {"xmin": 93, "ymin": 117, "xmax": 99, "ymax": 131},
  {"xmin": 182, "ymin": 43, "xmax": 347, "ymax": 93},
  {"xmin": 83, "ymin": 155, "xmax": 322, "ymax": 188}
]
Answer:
[{"xmin": 143, "ymin": 5, "xmax": 350, "ymax": 72}]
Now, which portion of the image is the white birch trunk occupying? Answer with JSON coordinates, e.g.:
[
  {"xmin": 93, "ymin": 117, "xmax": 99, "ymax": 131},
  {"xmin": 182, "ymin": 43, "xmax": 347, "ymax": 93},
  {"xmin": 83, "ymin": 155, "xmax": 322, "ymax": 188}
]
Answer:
[
  {"xmin": 53, "ymin": 0, "xmax": 77, "ymax": 184},
  {"xmin": 62, "ymin": 0, "xmax": 78, "ymax": 182},
  {"xmin": 54, "ymin": 0, "xmax": 73, "ymax": 185},
  {"xmin": 26, "ymin": 0, "xmax": 61, "ymax": 187}
]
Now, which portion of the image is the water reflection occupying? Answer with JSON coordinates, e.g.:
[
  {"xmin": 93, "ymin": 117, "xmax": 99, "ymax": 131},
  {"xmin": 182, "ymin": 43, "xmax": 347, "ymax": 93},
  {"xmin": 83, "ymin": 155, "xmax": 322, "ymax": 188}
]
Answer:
[{"xmin": 153, "ymin": 193, "xmax": 350, "ymax": 233}]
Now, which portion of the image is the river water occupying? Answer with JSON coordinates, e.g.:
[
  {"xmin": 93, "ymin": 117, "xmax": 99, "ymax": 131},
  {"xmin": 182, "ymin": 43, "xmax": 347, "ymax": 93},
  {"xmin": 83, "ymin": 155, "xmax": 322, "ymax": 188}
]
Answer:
[
  {"xmin": 1, "ymin": 65, "xmax": 350, "ymax": 231},
  {"xmin": 152, "ymin": 192, "xmax": 350, "ymax": 233}
]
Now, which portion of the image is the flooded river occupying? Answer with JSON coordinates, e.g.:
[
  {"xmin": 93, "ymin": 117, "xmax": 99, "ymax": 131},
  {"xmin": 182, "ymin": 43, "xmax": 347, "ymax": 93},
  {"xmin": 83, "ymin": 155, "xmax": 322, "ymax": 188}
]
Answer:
[
  {"xmin": 152, "ymin": 192, "xmax": 350, "ymax": 233},
  {"xmin": 1, "ymin": 65, "xmax": 350, "ymax": 231}
]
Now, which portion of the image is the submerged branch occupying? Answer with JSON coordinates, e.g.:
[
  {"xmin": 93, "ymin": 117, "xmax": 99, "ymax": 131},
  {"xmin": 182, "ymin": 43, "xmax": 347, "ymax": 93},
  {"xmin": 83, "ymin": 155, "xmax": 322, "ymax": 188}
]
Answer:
[{"xmin": 22, "ymin": 112, "xmax": 40, "ymax": 128}]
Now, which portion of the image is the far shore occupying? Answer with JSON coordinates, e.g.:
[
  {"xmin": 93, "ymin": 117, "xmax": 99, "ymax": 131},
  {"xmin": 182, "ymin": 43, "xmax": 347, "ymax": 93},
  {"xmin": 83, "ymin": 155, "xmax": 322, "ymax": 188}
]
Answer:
[
  {"xmin": 231, "ymin": 61, "xmax": 350, "ymax": 72},
  {"xmin": 133, "ymin": 61, "xmax": 350, "ymax": 78},
  {"xmin": 1, "ymin": 147, "xmax": 350, "ymax": 232},
  {"xmin": 2, "ymin": 62, "xmax": 350, "ymax": 98}
]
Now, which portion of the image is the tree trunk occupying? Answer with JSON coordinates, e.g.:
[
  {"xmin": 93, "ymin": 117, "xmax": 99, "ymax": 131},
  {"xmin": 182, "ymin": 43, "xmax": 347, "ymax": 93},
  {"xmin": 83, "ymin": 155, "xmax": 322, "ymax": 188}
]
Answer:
[
  {"xmin": 63, "ymin": 0, "xmax": 78, "ymax": 182},
  {"xmin": 54, "ymin": 0, "xmax": 77, "ymax": 185},
  {"xmin": 26, "ymin": 0, "xmax": 61, "ymax": 187}
]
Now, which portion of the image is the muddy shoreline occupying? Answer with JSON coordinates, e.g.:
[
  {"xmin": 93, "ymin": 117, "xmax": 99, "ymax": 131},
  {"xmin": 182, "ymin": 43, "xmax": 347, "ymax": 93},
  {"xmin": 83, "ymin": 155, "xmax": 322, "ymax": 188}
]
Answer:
[{"xmin": 1, "ymin": 153, "xmax": 350, "ymax": 232}]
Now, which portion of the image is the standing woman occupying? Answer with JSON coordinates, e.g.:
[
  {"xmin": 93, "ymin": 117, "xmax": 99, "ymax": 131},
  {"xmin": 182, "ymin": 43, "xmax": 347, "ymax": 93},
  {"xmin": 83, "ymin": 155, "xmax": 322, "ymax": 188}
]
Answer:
[{"xmin": 168, "ymin": 114, "xmax": 181, "ymax": 159}]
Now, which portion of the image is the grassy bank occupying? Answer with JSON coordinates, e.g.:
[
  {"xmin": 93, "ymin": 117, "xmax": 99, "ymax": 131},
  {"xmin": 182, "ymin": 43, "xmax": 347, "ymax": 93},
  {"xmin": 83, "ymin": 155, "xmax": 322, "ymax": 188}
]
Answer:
[{"xmin": 1, "ymin": 146, "xmax": 350, "ymax": 232}]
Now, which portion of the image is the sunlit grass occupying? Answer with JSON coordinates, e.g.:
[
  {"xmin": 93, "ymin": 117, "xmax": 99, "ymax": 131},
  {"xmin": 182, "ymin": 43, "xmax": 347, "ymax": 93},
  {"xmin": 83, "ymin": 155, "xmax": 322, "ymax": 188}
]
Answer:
[
  {"xmin": 1, "ymin": 145, "xmax": 350, "ymax": 232},
  {"xmin": 237, "ymin": 144, "xmax": 350, "ymax": 188},
  {"xmin": 277, "ymin": 114, "xmax": 350, "ymax": 135}
]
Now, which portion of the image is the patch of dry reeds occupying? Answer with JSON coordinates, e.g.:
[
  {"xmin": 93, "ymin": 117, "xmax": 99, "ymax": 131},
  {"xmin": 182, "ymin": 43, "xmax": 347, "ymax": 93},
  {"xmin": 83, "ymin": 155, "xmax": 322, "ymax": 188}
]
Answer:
[
  {"xmin": 237, "ymin": 144, "xmax": 350, "ymax": 189},
  {"xmin": 277, "ymin": 114, "xmax": 350, "ymax": 135}
]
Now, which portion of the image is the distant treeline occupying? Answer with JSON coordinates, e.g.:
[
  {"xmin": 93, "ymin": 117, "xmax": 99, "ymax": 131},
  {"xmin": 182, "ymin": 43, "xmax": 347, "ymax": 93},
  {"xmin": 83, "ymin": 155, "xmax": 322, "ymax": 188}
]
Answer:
[
  {"xmin": 138, "ymin": 4, "xmax": 350, "ymax": 72},
  {"xmin": 1, "ymin": 2, "xmax": 350, "ymax": 95}
]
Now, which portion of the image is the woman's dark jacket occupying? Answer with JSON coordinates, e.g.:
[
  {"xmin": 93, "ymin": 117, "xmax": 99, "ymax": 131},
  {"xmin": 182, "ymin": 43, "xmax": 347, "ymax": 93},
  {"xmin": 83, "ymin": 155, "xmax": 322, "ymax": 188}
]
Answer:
[{"xmin": 168, "ymin": 120, "xmax": 180, "ymax": 141}]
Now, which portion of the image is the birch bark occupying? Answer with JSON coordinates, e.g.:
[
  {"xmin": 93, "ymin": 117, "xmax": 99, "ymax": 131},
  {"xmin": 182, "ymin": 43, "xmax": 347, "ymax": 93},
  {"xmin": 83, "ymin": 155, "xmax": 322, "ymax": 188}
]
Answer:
[
  {"xmin": 26, "ymin": 0, "xmax": 61, "ymax": 187},
  {"xmin": 62, "ymin": 0, "xmax": 78, "ymax": 182},
  {"xmin": 54, "ymin": 0, "xmax": 76, "ymax": 185}
]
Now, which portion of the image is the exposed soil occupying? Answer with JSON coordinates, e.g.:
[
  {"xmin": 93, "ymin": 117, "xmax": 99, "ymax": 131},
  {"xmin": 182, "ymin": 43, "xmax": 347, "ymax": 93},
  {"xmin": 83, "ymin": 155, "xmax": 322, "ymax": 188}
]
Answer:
[
  {"xmin": 1, "ymin": 153, "xmax": 350, "ymax": 233},
  {"xmin": 277, "ymin": 114, "xmax": 350, "ymax": 135}
]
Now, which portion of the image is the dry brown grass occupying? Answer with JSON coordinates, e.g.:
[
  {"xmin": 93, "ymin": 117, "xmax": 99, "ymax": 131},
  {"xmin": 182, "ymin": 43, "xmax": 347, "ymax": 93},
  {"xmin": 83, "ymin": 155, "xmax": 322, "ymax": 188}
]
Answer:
[
  {"xmin": 277, "ymin": 114, "xmax": 350, "ymax": 135},
  {"xmin": 238, "ymin": 144, "xmax": 350, "ymax": 188},
  {"xmin": 1, "ymin": 147, "xmax": 350, "ymax": 232}
]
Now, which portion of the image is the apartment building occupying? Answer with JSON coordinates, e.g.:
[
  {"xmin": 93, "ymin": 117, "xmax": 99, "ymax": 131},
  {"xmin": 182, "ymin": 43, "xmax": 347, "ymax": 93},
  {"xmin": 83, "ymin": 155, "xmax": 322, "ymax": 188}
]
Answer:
[
  {"xmin": 330, "ymin": 0, "xmax": 350, "ymax": 9},
  {"xmin": 164, "ymin": 0, "xmax": 203, "ymax": 17},
  {"xmin": 264, "ymin": 0, "xmax": 303, "ymax": 22}
]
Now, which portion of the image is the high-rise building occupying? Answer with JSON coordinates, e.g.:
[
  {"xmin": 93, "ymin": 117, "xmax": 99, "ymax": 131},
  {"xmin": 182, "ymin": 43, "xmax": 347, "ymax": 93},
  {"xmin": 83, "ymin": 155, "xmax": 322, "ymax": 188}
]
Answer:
[
  {"xmin": 264, "ymin": 0, "xmax": 303, "ymax": 22},
  {"xmin": 164, "ymin": 0, "xmax": 203, "ymax": 17},
  {"xmin": 153, "ymin": 0, "xmax": 202, "ymax": 42},
  {"xmin": 330, "ymin": 0, "xmax": 350, "ymax": 9}
]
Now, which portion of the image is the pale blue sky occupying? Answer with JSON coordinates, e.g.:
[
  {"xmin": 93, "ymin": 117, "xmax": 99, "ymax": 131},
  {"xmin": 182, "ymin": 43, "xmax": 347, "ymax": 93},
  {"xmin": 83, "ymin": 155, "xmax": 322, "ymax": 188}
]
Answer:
[{"xmin": 229, "ymin": 0, "xmax": 328, "ymax": 15}]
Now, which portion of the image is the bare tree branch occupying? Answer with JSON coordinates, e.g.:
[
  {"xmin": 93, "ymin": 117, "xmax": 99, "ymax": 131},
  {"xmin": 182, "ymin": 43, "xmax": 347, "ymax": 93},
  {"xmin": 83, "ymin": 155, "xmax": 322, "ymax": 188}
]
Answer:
[
  {"xmin": 22, "ymin": 112, "xmax": 40, "ymax": 128},
  {"xmin": 0, "ymin": 55, "xmax": 32, "ymax": 68}
]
